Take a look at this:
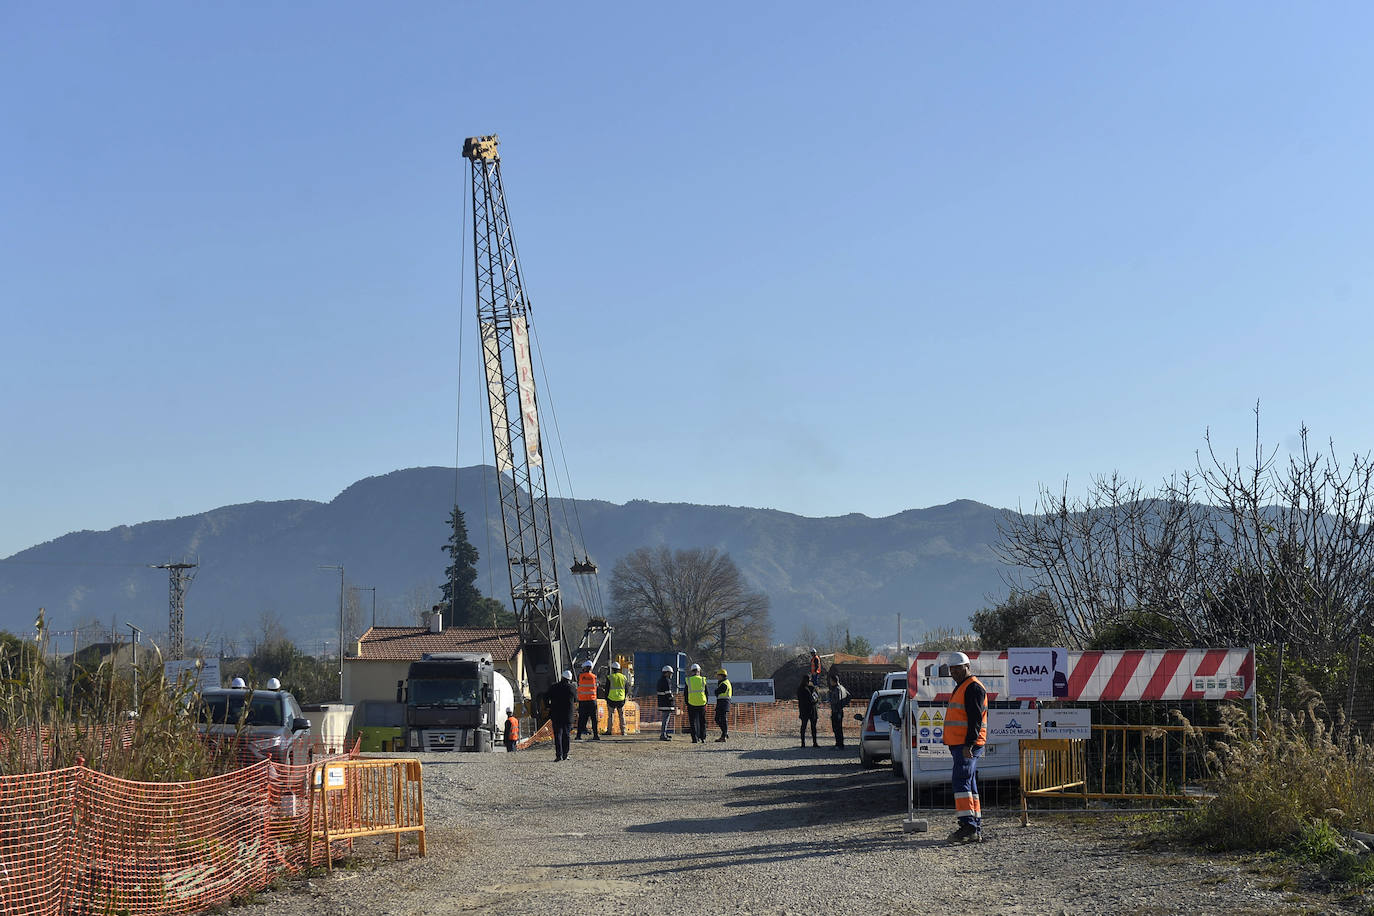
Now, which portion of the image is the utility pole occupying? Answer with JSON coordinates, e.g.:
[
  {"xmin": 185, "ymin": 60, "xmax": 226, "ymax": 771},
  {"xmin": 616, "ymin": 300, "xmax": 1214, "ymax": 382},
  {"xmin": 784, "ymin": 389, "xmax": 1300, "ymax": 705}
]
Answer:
[
  {"xmin": 126, "ymin": 622, "xmax": 142, "ymax": 709},
  {"xmin": 352, "ymin": 586, "xmax": 377, "ymax": 628},
  {"xmin": 320, "ymin": 565, "xmax": 345, "ymax": 699},
  {"xmin": 152, "ymin": 562, "xmax": 198, "ymax": 660}
]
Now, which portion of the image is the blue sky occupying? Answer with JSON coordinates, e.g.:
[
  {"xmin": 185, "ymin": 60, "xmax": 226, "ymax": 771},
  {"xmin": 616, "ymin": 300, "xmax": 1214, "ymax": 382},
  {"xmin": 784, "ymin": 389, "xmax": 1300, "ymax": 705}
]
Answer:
[{"xmin": 4, "ymin": 3, "xmax": 1373, "ymax": 560}]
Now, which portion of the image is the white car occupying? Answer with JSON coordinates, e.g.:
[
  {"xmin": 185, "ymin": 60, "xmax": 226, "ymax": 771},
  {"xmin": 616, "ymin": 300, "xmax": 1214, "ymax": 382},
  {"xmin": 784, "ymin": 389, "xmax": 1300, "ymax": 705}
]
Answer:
[
  {"xmin": 888, "ymin": 694, "xmax": 1026, "ymax": 785},
  {"xmin": 852, "ymin": 688, "xmax": 904, "ymax": 767}
]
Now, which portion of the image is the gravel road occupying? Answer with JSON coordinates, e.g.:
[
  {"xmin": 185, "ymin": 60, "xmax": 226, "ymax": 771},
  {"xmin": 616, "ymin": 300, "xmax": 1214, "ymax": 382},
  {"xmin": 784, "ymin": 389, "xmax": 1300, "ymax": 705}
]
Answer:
[{"xmin": 239, "ymin": 733, "xmax": 1353, "ymax": 915}]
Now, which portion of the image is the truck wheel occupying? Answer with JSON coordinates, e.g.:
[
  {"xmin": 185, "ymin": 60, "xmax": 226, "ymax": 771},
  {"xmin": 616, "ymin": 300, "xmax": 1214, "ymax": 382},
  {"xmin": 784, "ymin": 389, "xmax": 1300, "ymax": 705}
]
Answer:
[{"xmin": 476, "ymin": 730, "xmax": 492, "ymax": 753}]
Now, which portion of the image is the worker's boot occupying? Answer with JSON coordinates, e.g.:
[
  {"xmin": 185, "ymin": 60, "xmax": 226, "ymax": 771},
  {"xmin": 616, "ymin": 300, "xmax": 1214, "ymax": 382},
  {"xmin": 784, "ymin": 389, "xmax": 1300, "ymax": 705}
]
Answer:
[{"xmin": 947, "ymin": 823, "xmax": 981, "ymax": 844}]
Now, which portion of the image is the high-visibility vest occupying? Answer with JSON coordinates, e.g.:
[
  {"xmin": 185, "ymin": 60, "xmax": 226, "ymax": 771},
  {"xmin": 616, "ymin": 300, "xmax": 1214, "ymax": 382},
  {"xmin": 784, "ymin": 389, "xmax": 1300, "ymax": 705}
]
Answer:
[
  {"xmin": 943, "ymin": 676, "xmax": 987, "ymax": 747},
  {"xmin": 716, "ymin": 678, "xmax": 731, "ymax": 700},
  {"xmin": 505, "ymin": 716, "xmax": 519, "ymax": 741},
  {"xmin": 577, "ymin": 671, "xmax": 597, "ymax": 701},
  {"xmin": 810, "ymin": 656, "xmax": 821, "ymax": 675},
  {"xmin": 607, "ymin": 672, "xmax": 627, "ymax": 702},
  {"xmin": 686, "ymin": 674, "xmax": 707, "ymax": 706}
]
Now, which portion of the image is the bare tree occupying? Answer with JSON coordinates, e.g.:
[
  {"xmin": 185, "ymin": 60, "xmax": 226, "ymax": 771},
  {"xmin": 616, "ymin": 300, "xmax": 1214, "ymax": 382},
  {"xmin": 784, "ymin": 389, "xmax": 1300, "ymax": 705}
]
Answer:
[
  {"xmin": 609, "ymin": 546, "xmax": 772, "ymax": 665},
  {"xmin": 998, "ymin": 413, "xmax": 1374, "ymax": 666}
]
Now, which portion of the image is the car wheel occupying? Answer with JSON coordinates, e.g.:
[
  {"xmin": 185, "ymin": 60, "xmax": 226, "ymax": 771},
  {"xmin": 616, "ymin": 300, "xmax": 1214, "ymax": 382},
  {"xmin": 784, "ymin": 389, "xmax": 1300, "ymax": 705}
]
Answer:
[{"xmin": 860, "ymin": 745, "xmax": 876, "ymax": 768}]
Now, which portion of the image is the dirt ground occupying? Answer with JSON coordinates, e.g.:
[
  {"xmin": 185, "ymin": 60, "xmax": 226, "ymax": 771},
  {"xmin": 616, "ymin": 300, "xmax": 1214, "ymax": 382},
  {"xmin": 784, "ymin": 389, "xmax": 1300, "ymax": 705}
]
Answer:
[{"xmin": 236, "ymin": 732, "xmax": 1365, "ymax": 915}]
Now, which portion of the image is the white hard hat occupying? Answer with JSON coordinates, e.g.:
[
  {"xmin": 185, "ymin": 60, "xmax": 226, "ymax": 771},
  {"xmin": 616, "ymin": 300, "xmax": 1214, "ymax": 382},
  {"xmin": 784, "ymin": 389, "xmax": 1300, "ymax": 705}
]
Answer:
[
  {"xmin": 265, "ymin": 677, "xmax": 282, "ymax": 690},
  {"xmin": 229, "ymin": 676, "xmax": 247, "ymax": 689},
  {"xmin": 945, "ymin": 652, "xmax": 971, "ymax": 667},
  {"xmin": 562, "ymin": 670, "xmax": 573, "ymax": 679},
  {"xmin": 662, "ymin": 665, "xmax": 673, "ymax": 673},
  {"xmin": 581, "ymin": 660, "xmax": 593, "ymax": 668},
  {"xmin": 611, "ymin": 661, "xmax": 621, "ymax": 670},
  {"xmin": 690, "ymin": 663, "xmax": 700, "ymax": 672}
]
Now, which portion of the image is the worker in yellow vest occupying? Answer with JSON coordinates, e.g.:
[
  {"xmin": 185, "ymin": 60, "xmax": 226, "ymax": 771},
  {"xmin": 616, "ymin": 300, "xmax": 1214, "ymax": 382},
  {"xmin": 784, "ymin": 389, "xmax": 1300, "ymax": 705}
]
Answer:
[
  {"xmin": 575, "ymin": 660, "xmax": 601, "ymax": 741},
  {"xmin": 713, "ymin": 668, "xmax": 732, "ymax": 742},
  {"xmin": 684, "ymin": 663, "xmax": 708, "ymax": 743},
  {"xmin": 942, "ymin": 651, "xmax": 987, "ymax": 844},
  {"xmin": 606, "ymin": 661, "xmax": 628, "ymax": 736},
  {"xmin": 503, "ymin": 708, "xmax": 520, "ymax": 753}
]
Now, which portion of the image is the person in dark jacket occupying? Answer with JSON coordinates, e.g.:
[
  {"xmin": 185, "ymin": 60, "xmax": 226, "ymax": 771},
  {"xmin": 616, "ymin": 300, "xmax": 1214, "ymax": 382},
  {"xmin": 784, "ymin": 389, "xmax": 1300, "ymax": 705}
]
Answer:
[
  {"xmin": 656, "ymin": 665, "xmax": 677, "ymax": 741},
  {"xmin": 545, "ymin": 670, "xmax": 577, "ymax": 762},
  {"xmin": 713, "ymin": 668, "xmax": 732, "ymax": 742},
  {"xmin": 827, "ymin": 669, "xmax": 851, "ymax": 748},
  {"xmin": 797, "ymin": 675, "xmax": 820, "ymax": 747}
]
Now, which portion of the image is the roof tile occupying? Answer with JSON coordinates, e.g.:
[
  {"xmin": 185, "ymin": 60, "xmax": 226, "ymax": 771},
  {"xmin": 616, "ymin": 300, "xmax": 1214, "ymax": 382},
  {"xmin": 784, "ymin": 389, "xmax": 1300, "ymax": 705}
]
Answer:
[{"xmin": 355, "ymin": 626, "xmax": 521, "ymax": 662}]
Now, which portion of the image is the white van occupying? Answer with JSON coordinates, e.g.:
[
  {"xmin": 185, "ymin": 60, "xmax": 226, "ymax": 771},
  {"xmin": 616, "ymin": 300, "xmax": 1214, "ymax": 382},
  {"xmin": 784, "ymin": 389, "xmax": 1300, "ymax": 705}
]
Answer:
[{"xmin": 882, "ymin": 670, "xmax": 907, "ymax": 692}]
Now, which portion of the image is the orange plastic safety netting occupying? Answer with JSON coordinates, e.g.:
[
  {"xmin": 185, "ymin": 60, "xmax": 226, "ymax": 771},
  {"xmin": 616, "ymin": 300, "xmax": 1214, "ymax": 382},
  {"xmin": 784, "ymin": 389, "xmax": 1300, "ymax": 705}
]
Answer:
[{"xmin": 0, "ymin": 744, "xmax": 358, "ymax": 916}]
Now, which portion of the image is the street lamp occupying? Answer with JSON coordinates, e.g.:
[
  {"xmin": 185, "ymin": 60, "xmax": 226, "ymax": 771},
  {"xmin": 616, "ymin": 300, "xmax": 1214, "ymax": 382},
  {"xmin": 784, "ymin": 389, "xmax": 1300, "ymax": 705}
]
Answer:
[
  {"xmin": 319, "ymin": 565, "xmax": 344, "ymax": 700},
  {"xmin": 352, "ymin": 586, "xmax": 377, "ymax": 628}
]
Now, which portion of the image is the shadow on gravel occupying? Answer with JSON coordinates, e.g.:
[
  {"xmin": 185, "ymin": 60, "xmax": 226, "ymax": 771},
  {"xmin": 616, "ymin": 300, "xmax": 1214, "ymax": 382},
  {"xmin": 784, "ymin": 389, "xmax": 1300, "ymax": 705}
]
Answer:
[
  {"xmin": 590, "ymin": 832, "xmax": 906, "ymax": 875},
  {"xmin": 737, "ymin": 747, "xmax": 857, "ymax": 762},
  {"xmin": 627, "ymin": 771, "xmax": 903, "ymax": 833}
]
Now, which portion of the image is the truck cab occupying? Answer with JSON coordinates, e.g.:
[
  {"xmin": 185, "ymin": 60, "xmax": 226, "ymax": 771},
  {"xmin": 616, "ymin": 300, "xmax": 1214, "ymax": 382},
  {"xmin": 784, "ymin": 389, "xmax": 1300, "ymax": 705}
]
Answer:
[{"xmin": 397, "ymin": 653, "xmax": 513, "ymax": 752}]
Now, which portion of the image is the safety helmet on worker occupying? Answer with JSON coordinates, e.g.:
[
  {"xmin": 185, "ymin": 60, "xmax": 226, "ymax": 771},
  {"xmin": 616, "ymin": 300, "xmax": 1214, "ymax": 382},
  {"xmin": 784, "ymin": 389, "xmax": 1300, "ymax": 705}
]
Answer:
[
  {"xmin": 690, "ymin": 663, "xmax": 700, "ymax": 672},
  {"xmin": 265, "ymin": 677, "xmax": 281, "ymax": 690},
  {"xmin": 562, "ymin": 669, "xmax": 573, "ymax": 680},
  {"xmin": 661, "ymin": 665, "xmax": 673, "ymax": 673},
  {"xmin": 229, "ymin": 676, "xmax": 247, "ymax": 689},
  {"xmin": 581, "ymin": 660, "xmax": 593, "ymax": 668},
  {"xmin": 611, "ymin": 661, "xmax": 621, "ymax": 670},
  {"xmin": 945, "ymin": 651, "xmax": 971, "ymax": 668},
  {"xmin": 717, "ymin": 669, "xmax": 728, "ymax": 676}
]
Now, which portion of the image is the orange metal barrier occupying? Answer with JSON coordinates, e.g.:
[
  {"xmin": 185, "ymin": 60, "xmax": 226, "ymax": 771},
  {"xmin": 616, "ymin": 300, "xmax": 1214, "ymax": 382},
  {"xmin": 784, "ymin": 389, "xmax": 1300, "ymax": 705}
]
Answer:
[
  {"xmin": 310, "ymin": 758, "xmax": 425, "ymax": 870},
  {"xmin": 0, "ymin": 747, "xmax": 357, "ymax": 915}
]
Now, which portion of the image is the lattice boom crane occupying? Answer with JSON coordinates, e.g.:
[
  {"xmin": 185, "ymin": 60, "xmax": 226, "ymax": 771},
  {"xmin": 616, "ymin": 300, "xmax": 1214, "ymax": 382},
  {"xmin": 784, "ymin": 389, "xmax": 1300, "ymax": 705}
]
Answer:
[{"xmin": 463, "ymin": 134, "xmax": 570, "ymax": 705}]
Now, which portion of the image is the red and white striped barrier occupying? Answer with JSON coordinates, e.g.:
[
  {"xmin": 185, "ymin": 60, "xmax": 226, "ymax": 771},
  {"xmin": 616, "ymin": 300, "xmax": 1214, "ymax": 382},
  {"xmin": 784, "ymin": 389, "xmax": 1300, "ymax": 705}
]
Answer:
[{"xmin": 907, "ymin": 648, "xmax": 1254, "ymax": 702}]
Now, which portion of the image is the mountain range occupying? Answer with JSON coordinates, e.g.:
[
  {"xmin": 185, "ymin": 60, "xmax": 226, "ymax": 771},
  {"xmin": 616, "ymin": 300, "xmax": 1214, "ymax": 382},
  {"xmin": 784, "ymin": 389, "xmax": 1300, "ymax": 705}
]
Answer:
[{"xmin": 0, "ymin": 466, "xmax": 1018, "ymax": 652}]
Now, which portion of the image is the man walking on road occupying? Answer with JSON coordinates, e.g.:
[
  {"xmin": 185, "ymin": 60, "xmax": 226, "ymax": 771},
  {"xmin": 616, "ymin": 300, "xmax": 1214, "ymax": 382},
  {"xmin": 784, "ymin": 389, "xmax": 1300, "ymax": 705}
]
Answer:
[
  {"xmin": 606, "ymin": 661, "xmax": 628, "ymax": 736},
  {"xmin": 657, "ymin": 665, "xmax": 677, "ymax": 741},
  {"xmin": 827, "ymin": 670, "xmax": 850, "ymax": 749},
  {"xmin": 684, "ymin": 663, "xmax": 708, "ymax": 743},
  {"xmin": 576, "ymin": 660, "xmax": 601, "ymax": 741},
  {"xmin": 546, "ymin": 670, "xmax": 577, "ymax": 762},
  {"xmin": 713, "ymin": 668, "xmax": 732, "ymax": 742},
  {"xmin": 942, "ymin": 651, "xmax": 986, "ymax": 843}
]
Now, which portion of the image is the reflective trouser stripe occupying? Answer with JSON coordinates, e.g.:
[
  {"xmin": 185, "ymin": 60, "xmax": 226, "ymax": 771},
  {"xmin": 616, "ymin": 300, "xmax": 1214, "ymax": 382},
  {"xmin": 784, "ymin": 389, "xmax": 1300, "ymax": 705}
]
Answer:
[{"xmin": 954, "ymin": 792, "xmax": 982, "ymax": 816}]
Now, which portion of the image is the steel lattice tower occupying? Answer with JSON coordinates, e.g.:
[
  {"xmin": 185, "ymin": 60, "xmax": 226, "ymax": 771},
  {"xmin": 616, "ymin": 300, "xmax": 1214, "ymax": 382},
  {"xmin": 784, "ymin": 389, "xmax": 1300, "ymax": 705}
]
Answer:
[
  {"xmin": 154, "ymin": 562, "xmax": 197, "ymax": 660},
  {"xmin": 463, "ymin": 134, "xmax": 568, "ymax": 701}
]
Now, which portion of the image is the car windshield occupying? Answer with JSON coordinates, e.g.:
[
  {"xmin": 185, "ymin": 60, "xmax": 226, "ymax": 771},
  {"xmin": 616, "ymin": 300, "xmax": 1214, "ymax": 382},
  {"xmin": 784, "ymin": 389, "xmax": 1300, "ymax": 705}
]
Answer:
[
  {"xmin": 870, "ymin": 694, "xmax": 901, "ymax": 719},
  {"xmin": 409, "ymin": 678, "xmax": 480, "ymax": 707},
  {"xmin": 200, "ymin": 694, "xmax": 284, "ymax": 727}
]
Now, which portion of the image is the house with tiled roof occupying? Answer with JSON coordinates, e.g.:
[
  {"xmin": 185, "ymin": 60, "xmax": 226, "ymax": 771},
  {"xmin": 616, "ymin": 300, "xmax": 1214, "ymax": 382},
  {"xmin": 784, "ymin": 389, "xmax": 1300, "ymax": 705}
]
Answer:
[{"xmin": 342, "ymin": 619, "xmax": 525, "ymax": 707}]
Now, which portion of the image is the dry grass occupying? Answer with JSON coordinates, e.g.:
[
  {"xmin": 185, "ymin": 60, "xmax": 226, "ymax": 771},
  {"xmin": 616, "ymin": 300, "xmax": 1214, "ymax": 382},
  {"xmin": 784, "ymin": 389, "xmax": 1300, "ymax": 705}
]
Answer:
[
  {"xmin": 0, "ymin": 615, "xmax": 235, "ymax": 780},
  {"xmin": 1180, "ymin": 681, "xmax": 1374, "ymax": 860}
]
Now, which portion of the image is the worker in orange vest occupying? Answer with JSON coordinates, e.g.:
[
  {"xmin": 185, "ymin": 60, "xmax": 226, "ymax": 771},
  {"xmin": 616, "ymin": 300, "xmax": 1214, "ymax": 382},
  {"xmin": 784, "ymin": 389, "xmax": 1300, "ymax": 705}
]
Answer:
[
  {"xmin": 503, "ymin": 708, "xmax": 520, "ymax": 753},
  {"xmin": 809, "ymin": 649, "xmax": 822, "ymax": 687},
  {"xmin": 575, "ymin": 660, "xmax": 601, "ymax": 741},
  {"xmin": 942, "ymin": 651, "xmax": 987, "ymax": 844}
]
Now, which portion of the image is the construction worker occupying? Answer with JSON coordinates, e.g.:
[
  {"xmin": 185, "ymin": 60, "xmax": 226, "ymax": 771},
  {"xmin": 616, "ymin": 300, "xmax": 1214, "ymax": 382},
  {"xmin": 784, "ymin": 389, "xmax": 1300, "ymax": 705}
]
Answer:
[
  {"xmin": 545, "ymin": 670, "xmax": 577, "ymax": 762},
  {"xmin": 606, "ymin": 661, "xmax": 628, "ymax": 736},
  {"xmin": 713, "ymin": 668, "xmax": 732, "ymax": 742},
  {"xmin": 809, "ymin": 649, "xmax": 822, "ymax": 687},
  {"xmin": 942, "ymin": 651, "xmax": 987, "ymax": 844},
  {"xmin": 503, "ymin": 708, "xmax": 520, "ymax": 753},
  {"xmin": 684, "ymin": 663, "xmax": 708, "ymax": 743},
  {"xmin": 656, "ymin": 665, "xmax": 676, "ymax": 741},
  {"xmin": 575, "ymin": 660, "xmax": 601, "ymax": 741}
]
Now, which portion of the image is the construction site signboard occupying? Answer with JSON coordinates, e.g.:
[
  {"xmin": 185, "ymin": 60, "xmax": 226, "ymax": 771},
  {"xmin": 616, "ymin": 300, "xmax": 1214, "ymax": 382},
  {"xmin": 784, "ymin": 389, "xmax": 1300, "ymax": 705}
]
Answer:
[
  {"xmin": 1039, "ymin": 708, "xmax": 1092, "ymax": 739},
  {"xmin": 726, "ymin": 679, "xmax": 775, "ymax": 704}
]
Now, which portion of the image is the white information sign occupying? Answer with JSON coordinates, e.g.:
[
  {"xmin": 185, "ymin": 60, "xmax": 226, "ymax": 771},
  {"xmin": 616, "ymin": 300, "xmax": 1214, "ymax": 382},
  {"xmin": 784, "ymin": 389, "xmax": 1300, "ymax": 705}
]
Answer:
[
  {"xmin": 725, "ymin": 679, "xmax": 775, "ymax": 704},
  {"xmin": 987, "ymin": 708, "xmax": 1039, "ymax": 740},
  {"xmin": 1040, "ymin": 707, "xmax": 1092, "ymax": 739},
  {"xmin": 1007, "ymin": 647, "xmax": 1070, "ymax": 699}
]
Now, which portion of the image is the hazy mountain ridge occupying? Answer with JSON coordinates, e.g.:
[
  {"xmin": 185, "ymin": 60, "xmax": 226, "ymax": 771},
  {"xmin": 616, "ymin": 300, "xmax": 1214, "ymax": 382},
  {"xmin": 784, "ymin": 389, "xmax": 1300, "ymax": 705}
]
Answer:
[{"xmin": 0, "ymin": 467, "xmax": 1016, "ymax": 649}]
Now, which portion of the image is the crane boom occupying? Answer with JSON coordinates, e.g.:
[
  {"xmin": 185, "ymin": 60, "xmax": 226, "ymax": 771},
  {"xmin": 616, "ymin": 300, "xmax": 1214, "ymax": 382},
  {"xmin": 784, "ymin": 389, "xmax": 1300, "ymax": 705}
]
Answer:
[{"xmin": 463, "ymin": 134, "xmax": 569, "ymax": 705}]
